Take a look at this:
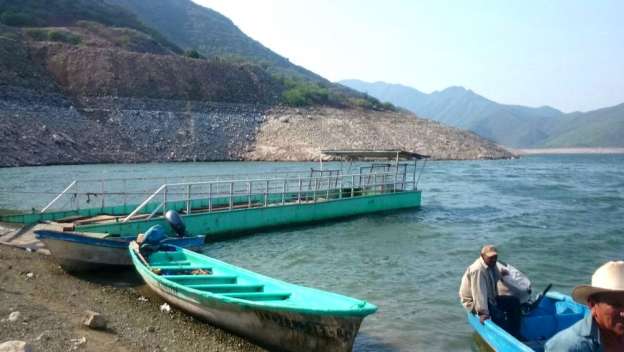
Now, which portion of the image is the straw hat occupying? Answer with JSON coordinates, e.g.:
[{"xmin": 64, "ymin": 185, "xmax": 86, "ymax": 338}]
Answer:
[{"xmin": 572, "ymin": 261, "xmax": 624, "ymax": 305}]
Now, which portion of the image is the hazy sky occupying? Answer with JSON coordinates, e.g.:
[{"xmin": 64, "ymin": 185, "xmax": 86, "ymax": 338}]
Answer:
[{"xmin": 193, "ymin": 0, "xmax": 623, "ymax": 112}]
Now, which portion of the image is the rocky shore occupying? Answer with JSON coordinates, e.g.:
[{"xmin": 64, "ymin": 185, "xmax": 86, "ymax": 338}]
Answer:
[
  {"xmin": 0, "ymin": 87, "xmax": 513, "ymax": 168},
  {"xmin": 0, "ymin": 244, "xmax": 266, "ymax": 352}
]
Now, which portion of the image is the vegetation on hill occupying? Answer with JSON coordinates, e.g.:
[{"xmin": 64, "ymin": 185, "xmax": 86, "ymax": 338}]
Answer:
[
  {"xmin": 278, "ymin": 76, "xmax": 394, "ymax": 110},
  {"xmin": 341, "ymin": 79, "xmax": 624, "ymax": 148},
  {"xmin": 105, "ymin": 0, "xmax": 323, "ymax": 82},
  {"xmin": 0, "ymin": 0, "xmax": 181, "ymax": 53}
]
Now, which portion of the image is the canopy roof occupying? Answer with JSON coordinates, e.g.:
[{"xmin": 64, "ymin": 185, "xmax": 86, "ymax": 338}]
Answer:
[{"xmin": 321, "ymin": 149, "xmax": 430, "ymax": 160}]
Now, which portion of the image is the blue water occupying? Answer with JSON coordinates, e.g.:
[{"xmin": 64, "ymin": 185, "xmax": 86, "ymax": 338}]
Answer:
[{"xmin": 1, "ymin": 155, "xmax": 623, "ymax": 351}]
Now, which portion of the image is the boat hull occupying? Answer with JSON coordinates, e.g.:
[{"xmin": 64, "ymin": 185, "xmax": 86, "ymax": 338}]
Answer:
[
  {"xmin": 467, "ymin": 292, "xmax": 588, "ymax": 352},
  {"xmin": 141, "ymin": 272, "xmax": 363, "ymax": 352},
  {"xmin": 131, "ymin": 246, "xmax": 373, "ymax": 352},
  {"xmin": 35, "ymin": 231, "xmax": 205, "ymax": 272}
]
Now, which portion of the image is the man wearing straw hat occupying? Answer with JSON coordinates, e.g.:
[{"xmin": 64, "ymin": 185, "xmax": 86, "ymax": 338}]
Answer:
[{"xmin": 546, "ymin": 261, "xmax": 624, "ymax": 351}]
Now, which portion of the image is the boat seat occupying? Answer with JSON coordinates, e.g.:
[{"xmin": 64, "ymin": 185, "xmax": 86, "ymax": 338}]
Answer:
[
  {"xmin": 163, "ymin": 274, "xmax": 237, "ymax": 285},
  {"xmin": 187, "ymin": 284, "xmax": 264, "ymax": 293},
  {"xmin": 222, "ymin": 292, "xmax": 291, "ymax": 301}
]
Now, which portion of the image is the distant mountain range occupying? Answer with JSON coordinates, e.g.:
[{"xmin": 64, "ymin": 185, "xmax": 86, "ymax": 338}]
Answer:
[{"xmin": 340, "ymin": 80, "xmax": 624, "ymax": 148}]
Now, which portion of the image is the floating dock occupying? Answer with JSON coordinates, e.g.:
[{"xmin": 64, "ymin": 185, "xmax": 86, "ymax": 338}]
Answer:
[{"xmin": 1, "ymin": 150, "xmax": 428, "ymax": 241}]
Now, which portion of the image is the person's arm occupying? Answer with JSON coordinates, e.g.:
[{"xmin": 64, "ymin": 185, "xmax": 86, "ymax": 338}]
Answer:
[{"xmin": 471, "ymin": 270, "xmax": 490, "ymax": 323}]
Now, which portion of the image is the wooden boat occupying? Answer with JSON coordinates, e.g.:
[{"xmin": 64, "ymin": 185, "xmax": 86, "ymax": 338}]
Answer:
[
  {"xmin": 467, "ymin": 292, "xmax": 589, "ymax": 352},
  {"xmin": 35, "ymin": 230, "xmax": 205, "ymax": 272},
  {"xmin": 129, "ymin": 242, "xmax": 377, "ymax": 352}
]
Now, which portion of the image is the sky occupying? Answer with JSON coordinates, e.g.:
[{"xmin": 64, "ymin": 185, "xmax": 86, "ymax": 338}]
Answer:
[{"xmin": 193, "ymin": 0, "xmax": 624, "ymax": 113}]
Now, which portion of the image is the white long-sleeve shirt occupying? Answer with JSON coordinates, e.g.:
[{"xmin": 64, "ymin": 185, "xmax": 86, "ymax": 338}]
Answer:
[{"xmin": 459, "ymin": 257, "xmax": 501, "ymax": 316}]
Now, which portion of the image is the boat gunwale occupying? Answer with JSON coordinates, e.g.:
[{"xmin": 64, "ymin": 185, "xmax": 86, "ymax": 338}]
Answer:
[{"xmin": 129, "ymin": 244, "xmax": 377, "ymax": 317}]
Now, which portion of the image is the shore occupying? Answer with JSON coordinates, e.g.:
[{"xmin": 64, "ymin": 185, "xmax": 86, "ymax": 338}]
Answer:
[
  {"xmin": 0, "ymin": 244, "xmax": 266, "ymax": 352},
  {"xmin": 512, "ymin": 147, "xmax": 624, "ymax": 155}
]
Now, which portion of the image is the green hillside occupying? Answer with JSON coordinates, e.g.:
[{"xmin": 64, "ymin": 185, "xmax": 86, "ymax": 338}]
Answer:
[
  {"xmin": 341, "ymin": 80, "xmax": 624, "ymax": 148},
  {"xmin": 105, "ymin": 0, "xmax": 322, "ymax": 81},
  {"xmin": 0, "ymin": 0, "xmax": 181, "ymax": 53},
  {"xmin": 541, "ymin": 104, "xmax": 624, "ymax": 147}
]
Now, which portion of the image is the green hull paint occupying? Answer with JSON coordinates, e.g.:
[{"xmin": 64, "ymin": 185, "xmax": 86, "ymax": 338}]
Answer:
[
  {"xmin": 76, "ymin": 191, "xmax": 421, "ymax": 238},
  {"xmin": 0, "ymin": 193, "xmax": 298, "ymax": 225}
]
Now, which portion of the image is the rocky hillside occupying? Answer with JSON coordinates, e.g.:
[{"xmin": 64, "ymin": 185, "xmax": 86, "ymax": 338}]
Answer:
[
  {"xmin": 249, "ymin": 108, "xmax": 512, "ymax": 161},
  {"xmin": 0, "ymin": 1, "xmax": 514, "ymax": 167}
]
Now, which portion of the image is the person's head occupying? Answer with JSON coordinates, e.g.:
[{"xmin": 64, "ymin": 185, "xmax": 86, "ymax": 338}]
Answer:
[
  {"xmin": 573, "ymin": 261, "xmax": 624, "ymax": 336},
  {"xmin": 588, "ymin": 292, "xmax": 624, "ymax": 336},
  {"xmin": 480, "ymin": 245, "xmax": 498, "ymax": 267}
]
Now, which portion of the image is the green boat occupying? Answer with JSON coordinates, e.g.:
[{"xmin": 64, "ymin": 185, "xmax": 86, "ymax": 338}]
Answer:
[
  {"xmin": 1, "ymin": 150, "xmax": 428, "ymax": 241},
  {"xmin": 129, "ymin": 242, "xmax": 377, "ymax": 352}
]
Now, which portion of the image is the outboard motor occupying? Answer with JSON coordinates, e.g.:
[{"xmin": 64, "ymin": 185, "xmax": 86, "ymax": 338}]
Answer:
[
  {"xmin": 139, "ymin": 224, "xmax": 168, "ymax": 257},
  {"xmin": 165, "ymin": 210, "xmax": 187, "ymax": 238}
]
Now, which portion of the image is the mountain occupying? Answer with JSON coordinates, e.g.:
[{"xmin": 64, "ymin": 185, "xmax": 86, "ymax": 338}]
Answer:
[
  {"xmin": 540, "ymin": 103, "xmax": 624, "ymax": 147},
  {"xmin": 0, "ymin": 0, "xmax": 513, "ymax": 166},
  {"xmin": 105, "ymin": 0, "xmax": 322, "ymax": 82},
  {"xmin": 340, "ymin": 80, "xmax": 624, "ymax": 148}
]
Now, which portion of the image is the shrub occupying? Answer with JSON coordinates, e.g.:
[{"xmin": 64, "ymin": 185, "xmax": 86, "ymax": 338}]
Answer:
[
  {"xmin": 25, "ymin": 28, "xmax": 48, "ymax": 41},
  {"xmin": 184, "ymin": 49, "xmax": 204, "ymax": 59},
  {"xmin": 0, "ymin": 11, "xmax": 34, "ymax": 26},
  {"xmin": 47, "ymin": 30, "xmax": 81, "ymax": 45},
  {"xmin": 281, "ymin": 82, "xmax": 330, "ymax": 107}
]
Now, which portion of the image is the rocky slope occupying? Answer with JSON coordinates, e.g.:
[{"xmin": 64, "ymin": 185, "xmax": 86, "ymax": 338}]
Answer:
[
  {"xmin": 0, "ymin": 3, "xmax": 514, "ymax": 167},
  {"xmin": 249, "ymin": 107, "xmax": 512, "ymax": 161}
]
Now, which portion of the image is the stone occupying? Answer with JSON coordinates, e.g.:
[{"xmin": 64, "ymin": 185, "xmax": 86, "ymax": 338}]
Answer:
[
  {"xmin": 0, "ymin": 341, "xmax": 32, "ymax": 352},
  {"xmin": 7, "ymin": 312, "xmax": 20, "ymax": 322},
  {"xmin": 159, "ymin": 303, "xmax": 171, "ymax": 313},
  {"xmin": 82, "ymin": 310, "xmax": 107, "ymax": 330}
]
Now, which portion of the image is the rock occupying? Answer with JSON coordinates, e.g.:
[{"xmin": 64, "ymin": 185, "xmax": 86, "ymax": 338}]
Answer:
[
  {"xmin": 35, "ymin": 332, "xmax": 51, "ymax": 341},
  {"xmin": 7, "ymin": 311, "xmax": 20, "ymax": 322},
  {"xmin": 70, "ymin": 337, "xmax": 87, "ymax": 349},
  {"xmin": 0, "ymin": 341, "xmax": 32, "ymax": 352},
  {"xmin": 159, "ymin": 303, "xmax": 171, "ymax": 313},
  {"xmin": 82, "ymin": 310, "xmax": 107, "ymax": 330}
]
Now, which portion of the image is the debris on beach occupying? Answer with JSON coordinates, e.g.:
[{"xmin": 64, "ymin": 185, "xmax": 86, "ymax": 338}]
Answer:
[
  {"xmin": 70, "ymin": 337, "xmax": 87, "ymax": 349},
  {"xmin": 159, "ymin": 303, "xmax": 171, "ymax": 313},
  {"xmin": 137, "ymin": 296, "xmax": 148, "ymax": 302},
  {"xmin": 82, "ymin": 310, "xmax": 107, "ymax": 330},
  {"xmin": 7, "ymin": 311, "xmax": 21, "ymax": 322},
  {"xmin": 0, "ymin": 340, "xmax": 32, "ymax": 352},
  {"xmin": 25, "ymin": 272, "xmax": 34, "ymax": 279}
]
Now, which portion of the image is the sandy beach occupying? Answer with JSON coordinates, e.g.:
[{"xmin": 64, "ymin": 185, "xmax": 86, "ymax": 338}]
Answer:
[{"xmin": 0, "ymin": 244, "xmax": 266, "ymax": 352}]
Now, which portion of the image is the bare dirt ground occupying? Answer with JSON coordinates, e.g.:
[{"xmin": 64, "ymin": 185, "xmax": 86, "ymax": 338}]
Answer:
[{"xmin": 0, "ymin": 244, "xmax": 267, "ymax": 352}]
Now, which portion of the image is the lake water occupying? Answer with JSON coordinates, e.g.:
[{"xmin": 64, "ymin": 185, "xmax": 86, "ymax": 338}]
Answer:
[{"xmin": 1, "ymin": 155, "xmax": 623, "ymax": 351}]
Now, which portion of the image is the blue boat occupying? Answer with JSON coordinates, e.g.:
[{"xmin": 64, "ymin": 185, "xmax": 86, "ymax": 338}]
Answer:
[
  {"xmin": 467, "ymin": 292, "xmax": 589, "ymax": 352},
  {"xmin": 35, "ymin": 229, "xmax": 205, "ymax": 272}
]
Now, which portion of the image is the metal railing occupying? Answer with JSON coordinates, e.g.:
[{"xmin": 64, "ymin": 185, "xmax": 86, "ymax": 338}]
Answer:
[
  {"xmin": 121, "ymin": 168, "xmax": 419, "ymax": 223},
  {"xmin": 38, "ymin": 161, "xmax": 426, "ymax": 215}
]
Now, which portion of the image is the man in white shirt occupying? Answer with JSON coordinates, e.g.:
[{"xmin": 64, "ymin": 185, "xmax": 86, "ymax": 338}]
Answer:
[{"xmin": 459, "ymin": 245, "xmax": 521, "ymax": 337}]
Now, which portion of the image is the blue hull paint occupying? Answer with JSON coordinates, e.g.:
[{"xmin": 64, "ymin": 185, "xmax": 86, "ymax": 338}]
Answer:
[
  {"xmin": 34, "ymin": 230, "xmax": 205, "ymax": 271},
  {"xmin": 467, "ymin": 292, "xmax": 589, "ymax": 352}
]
